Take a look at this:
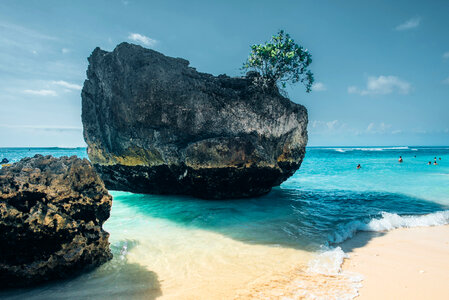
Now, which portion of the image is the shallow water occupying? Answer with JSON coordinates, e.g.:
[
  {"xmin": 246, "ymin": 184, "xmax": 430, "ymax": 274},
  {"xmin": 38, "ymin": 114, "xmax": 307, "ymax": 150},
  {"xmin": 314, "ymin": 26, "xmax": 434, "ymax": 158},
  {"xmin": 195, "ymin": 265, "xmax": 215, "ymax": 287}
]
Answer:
[{"xmin": 1, "ymin": 146, "xmax": 448, "ymax": 299}]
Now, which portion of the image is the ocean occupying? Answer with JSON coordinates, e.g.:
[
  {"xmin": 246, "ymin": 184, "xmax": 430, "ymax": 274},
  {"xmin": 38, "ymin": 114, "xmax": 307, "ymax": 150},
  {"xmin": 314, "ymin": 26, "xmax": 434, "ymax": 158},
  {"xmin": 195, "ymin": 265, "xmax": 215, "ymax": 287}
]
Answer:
[{"xmin": 1, "ymin": 146, "xmax": 448, "ymax": 299}]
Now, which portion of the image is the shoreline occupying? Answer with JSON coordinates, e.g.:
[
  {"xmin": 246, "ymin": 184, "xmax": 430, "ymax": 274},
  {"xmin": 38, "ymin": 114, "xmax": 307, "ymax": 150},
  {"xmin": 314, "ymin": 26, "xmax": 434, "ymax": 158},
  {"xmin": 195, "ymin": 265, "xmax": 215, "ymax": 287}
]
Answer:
[{"xmin": 341, "ymin": 225, "xmax": 449, "ymax": 299}]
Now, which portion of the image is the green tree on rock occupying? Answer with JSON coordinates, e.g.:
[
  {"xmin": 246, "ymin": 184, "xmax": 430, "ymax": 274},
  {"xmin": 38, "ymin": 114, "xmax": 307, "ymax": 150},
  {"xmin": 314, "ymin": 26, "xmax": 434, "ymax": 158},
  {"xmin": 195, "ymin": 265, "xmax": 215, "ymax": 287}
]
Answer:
[{"xmin": 242, "ymin": 30, "xmax": 314, "ymax": 92}]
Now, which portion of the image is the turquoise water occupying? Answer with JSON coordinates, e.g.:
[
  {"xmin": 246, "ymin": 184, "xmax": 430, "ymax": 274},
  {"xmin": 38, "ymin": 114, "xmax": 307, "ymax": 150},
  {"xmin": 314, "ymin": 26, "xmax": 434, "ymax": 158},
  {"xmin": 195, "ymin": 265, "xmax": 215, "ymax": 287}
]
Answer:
[{"xmin": 1, "ymin": 146, "xmax": 448, "ymax": 299}]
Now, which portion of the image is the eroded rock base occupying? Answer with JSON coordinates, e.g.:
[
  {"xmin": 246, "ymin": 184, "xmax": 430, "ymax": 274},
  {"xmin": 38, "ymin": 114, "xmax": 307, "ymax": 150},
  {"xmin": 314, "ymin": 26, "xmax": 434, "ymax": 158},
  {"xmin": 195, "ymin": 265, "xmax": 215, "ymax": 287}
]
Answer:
[{"xmin": 94, "ymin": 162, "xmax": 300, "ymax": 199}]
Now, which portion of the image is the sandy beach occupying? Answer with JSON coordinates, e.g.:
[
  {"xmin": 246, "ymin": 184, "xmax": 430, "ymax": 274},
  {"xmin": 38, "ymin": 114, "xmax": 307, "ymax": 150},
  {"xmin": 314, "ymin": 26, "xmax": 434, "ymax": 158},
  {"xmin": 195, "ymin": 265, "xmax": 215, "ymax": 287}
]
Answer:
[{"xmin": 341, "ymin": 225, "xmax": 449, "ymax": 299}]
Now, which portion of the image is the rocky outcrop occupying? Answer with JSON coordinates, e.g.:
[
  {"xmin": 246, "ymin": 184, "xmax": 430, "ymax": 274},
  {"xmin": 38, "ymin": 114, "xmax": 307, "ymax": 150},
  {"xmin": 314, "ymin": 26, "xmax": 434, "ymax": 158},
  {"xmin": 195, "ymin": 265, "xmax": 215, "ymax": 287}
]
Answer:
[
  {"xmin": 82, "ymin": 43, "xmax": 308, "ymax": 199},
  {"xmin": 0, "ymin": 155, "xmax": 112, "ymax": 288}
]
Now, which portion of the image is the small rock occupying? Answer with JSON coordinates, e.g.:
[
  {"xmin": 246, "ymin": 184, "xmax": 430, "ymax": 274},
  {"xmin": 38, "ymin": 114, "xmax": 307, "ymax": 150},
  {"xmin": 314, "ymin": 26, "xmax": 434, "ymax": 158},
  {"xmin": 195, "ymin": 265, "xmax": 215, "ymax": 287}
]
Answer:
[{"xmin": 0, "ymin": 154, "xmax": 113, "ymax": 287}]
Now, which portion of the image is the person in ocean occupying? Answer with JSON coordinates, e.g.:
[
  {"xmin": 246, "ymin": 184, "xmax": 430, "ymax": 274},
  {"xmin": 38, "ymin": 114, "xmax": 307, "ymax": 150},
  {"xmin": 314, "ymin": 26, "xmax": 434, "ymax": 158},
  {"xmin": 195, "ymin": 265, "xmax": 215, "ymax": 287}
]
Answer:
[
  {"xmin": 434, "ymin": 159, "xmax": 438, "ymax": 165},
  {"xmin": 398, "ymin": 156, "xmax": 403, "ymax": 163},
  {"xmin": 428, "ymin": 161, "xmax": 432, "ymax": 165},
  {"xmin": 357, "ymin": 164, "xmax": 361, "ymax": 169}
]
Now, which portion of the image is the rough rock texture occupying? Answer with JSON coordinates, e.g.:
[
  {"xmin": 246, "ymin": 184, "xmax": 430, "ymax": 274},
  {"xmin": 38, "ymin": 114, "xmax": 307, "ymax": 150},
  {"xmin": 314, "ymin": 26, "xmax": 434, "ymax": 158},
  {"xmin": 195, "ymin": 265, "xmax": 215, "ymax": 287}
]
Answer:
[
  {"xmin": 82, "ymin": 43, "xmax": 308, "ymax": 199},
  {"xmin": 0, "ymin": 155, "xmax": 112, "ymax": 288}
]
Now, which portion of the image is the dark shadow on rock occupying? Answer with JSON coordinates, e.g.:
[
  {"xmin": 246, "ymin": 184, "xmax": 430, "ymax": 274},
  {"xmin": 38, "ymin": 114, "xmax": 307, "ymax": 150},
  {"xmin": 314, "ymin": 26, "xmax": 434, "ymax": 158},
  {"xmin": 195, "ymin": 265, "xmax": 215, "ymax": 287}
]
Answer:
[
  {"xmin": 0, "ymin": 240, "xmax": 162, "ymax": 300},
  {"xmin": 109, "ymin": 187, "xmax": 448, "ymax": 252}
]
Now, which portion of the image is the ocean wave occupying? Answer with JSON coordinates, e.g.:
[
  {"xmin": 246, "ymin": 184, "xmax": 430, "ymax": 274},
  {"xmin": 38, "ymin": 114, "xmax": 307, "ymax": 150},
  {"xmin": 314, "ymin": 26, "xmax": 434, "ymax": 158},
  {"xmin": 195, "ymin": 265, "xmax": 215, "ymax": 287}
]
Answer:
[
  {"xmin": 306, "ymin": 247, "xmax": 363, "ymax": 299},
  {"xmin": 329, "ymin": 210, "xmax": 449, "ymax": 244},
  {"xmin": 306, "ymin": 211, "xmax": 449, "ymax": 299},
  {"xmin": 411, "ymin": 147, "xmax": 449, "ymax": 150},
  {"xmin": 331, "ymin": 146, "xmax": 410, "ymax": 152},
  {"xmin": 308, "ymin": 246, "xmax": 348, "ymax": 275}
]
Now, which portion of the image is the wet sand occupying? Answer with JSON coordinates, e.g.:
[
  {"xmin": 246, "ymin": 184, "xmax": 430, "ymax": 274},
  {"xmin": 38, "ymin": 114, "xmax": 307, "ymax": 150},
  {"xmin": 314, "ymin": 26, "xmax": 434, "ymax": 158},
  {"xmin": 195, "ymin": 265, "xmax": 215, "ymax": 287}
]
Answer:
[{"xmin": 341, "ymin": 225, "xmax": 449, "ymax": 299}]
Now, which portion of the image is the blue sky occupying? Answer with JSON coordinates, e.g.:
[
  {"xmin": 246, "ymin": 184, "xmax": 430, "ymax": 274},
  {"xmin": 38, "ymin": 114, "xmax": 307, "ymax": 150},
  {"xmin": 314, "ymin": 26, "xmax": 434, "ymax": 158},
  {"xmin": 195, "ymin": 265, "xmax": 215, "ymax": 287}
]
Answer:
[{"xmin": 0, "ymin": 0, "xmax": 448, "ymax": 147}]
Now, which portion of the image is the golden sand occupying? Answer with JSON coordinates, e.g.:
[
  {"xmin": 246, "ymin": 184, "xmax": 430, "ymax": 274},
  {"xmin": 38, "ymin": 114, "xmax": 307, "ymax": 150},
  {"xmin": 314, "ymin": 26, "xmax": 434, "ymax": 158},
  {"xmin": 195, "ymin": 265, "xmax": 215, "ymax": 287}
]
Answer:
[
  {"xmin": 342, "ymin": 225, "xmax": 449, "ymax": 299},
  {"xmin": 124, "ymin": 222, "xmax": 361, "ymax": 300},
  {"xmin": 125, "ymin": 226, "xmax": 312, "ymax": 299}
]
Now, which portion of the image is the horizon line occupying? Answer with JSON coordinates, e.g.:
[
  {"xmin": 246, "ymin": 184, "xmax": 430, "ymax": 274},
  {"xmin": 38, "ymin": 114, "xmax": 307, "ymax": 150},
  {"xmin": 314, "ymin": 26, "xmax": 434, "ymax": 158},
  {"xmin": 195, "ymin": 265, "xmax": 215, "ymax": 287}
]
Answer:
[{"xmin": 1, "ymin": 145, "xmax": 449, "ymax": 149}]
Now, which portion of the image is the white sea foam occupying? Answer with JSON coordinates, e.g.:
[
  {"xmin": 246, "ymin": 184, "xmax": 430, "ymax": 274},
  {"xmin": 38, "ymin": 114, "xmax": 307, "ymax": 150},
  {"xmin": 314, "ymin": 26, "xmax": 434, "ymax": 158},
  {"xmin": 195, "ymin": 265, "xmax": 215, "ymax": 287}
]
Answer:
[
  {"xmin": 331, "ymin": 146, "xmax": 410, "ymax": 152},
  {"xmin": 330, "ymin": 210, "xmax": 449, "ymax": 244},
  {"xmin": 305, "ymin": 211, "xmax": 449, "ymax": 299},
  {"xmin": 308, "ymin": 246, "xmax": 348, "ymax": 275},
  {"xmin": 306, "ymin": 247, "xmax": 363, "ymax": 299}
]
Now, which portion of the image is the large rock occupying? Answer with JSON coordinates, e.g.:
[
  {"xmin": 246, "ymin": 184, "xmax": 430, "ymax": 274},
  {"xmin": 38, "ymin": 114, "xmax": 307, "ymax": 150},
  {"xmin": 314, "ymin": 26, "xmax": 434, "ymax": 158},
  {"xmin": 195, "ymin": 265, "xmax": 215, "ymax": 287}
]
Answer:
[
  {"xmin": 0, "ymin": 155, "xmax": 112, "ymax": 288},
  {"xmin": 82, "ymin": 43, "xmax": 308, "ymax": 199}
]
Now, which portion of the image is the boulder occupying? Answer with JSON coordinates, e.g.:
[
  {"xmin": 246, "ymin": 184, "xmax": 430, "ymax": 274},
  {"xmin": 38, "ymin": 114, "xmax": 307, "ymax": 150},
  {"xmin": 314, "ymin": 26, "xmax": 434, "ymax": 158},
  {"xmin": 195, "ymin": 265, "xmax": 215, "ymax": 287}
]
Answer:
[
  {"xmin": 82, "ymin": 43, "xmax": 308, "ymax": 199},
  {"xmin": 0, "ymin": 155, "xmax": 112, "ymax": 288},
  {"xmin": 1, "ymin": 158, "xmax": 8, "ymax": 164}
]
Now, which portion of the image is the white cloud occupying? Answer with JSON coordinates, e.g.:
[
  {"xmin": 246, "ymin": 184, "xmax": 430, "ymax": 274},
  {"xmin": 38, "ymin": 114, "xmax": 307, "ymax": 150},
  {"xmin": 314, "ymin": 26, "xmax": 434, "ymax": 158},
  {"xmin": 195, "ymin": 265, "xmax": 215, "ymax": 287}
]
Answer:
[
  {"xmin": 348, "ymin": 75, "xmax": 411, "ymax": 96},
  {"xmin": 62, "ymin": 48, "xmax": 70, "ymax": 54},
  {"xmin": 413, "ymin": 129, "xmax": 427, "ymax": 134},
  {"xmin": 326, "ymin": 120, "xmax": 339, "ymax": 130},
  {"xmin": 312, "ymin": 82, "xmax": 327, "ymax": 92},
  {"xmin": 443, "ymin": 52, "xmax": 449, "ymax": 59},
  {"xmin": 366, "ymin": 122, "xmax": 392, "ymax": 134},
  {"xmin": 395, "ymin": 17, "xmax": 421, "ymax": 31},
  {"xmin": 311, "ymin": 120, "xmax": 404, "ymax": 137},
  {"xmin": 51, "ymin": 80, "xmax": 82, "ymax": 90},
  {"xmin": 128, "ymin": 33, "xmax": 157, "ymax": 47},
  {"xmin": 23, "ymin": 89, "xmax": 57, "ymax": 96},
  {"xmin": 311, "ymin": 120, "xmax": 342, "ymax": 131},
  {"xmin": 442, "ymin": 77, "xmax": 449, "ymax": 85},
  {"xmin": 379, "ymin": 122, "xmax": 391, "ymax": 131},
  {"xmin": 310, "ymin": 120, "xmax": 365, "ymax": 136},
  {"xmin": 347, "ymin": 86, "xmax": 358, "ymax": 94}
]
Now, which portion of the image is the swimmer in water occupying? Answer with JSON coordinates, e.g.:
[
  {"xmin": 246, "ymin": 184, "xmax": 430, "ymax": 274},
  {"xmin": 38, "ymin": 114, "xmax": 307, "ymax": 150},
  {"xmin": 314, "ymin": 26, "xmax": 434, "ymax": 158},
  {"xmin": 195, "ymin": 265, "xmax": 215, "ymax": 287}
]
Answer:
[
  {"xmin": 428, "ymin": 161, "xmax": 432, "ymax": 165},
  {"xmin": 357, "ymin": 164, "xmax": 361, "ymax": 169},
  {"xmin": 398, "ymin": 156, "xmax": 403, "ymax": 163}
]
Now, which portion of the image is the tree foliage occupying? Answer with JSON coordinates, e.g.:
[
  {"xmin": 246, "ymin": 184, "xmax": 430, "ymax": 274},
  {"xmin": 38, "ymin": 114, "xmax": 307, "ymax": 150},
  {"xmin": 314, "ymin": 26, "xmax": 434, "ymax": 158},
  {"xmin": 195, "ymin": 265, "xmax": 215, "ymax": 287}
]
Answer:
[{"xmin": 242, "ymin": 30, "xmax": 314, "ymax": 92}]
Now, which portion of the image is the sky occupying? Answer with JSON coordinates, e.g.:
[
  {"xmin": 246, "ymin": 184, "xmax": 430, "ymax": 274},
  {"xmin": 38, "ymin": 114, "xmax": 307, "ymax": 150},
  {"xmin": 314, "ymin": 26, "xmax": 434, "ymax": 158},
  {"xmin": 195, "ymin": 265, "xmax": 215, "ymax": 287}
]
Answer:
[{"xmin": 0, "ymin": 0, "xmax": 448, "ymax": 147}]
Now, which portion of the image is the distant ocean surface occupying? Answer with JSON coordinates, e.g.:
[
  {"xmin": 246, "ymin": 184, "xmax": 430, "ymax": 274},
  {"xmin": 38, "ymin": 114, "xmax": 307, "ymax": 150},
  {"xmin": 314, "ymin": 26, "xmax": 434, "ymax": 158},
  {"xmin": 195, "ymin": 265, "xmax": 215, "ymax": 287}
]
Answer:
[{"xmin": 1, "ymin": 146, "xmax": 448, "ymax": 299}]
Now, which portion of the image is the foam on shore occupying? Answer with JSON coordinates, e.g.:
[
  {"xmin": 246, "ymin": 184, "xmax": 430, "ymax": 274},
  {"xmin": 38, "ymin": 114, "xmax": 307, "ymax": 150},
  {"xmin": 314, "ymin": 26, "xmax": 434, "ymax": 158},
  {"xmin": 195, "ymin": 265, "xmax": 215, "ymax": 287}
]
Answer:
[
  {"xmin": 299, "ymin": 211, "xmax": 449, "ymax": 299},
  {"xmin": 330, "ymin": 210, "xmax": 449, "ymax": 244},
  {"xmin": 341, "ymin": 225, "xmax": 449, "ymax": 299},
  {"xmin": 331, "ymin": 146, "xmax": 410, "ymax": 152}
]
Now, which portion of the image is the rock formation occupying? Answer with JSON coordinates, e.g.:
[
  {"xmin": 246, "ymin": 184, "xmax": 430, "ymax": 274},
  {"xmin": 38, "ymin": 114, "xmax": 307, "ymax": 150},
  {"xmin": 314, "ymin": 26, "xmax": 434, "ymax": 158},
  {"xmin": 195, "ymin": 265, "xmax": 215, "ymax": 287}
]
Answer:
[
  {"xmin": 82, "ymin": 43, "xmax": 308, "ymax": 199},
  {"xmin": 0, "ymin": 155, "xmax": 112, "ymax": 288}
]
